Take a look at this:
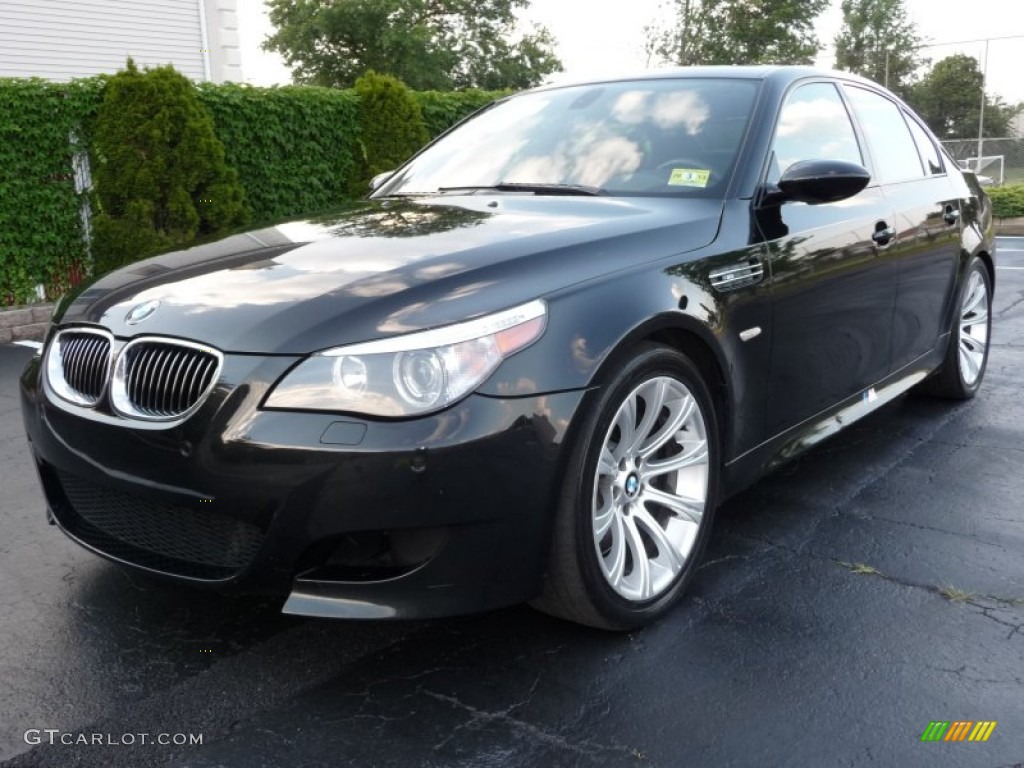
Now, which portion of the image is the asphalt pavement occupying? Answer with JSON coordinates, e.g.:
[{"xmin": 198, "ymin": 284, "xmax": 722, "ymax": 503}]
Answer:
[{"xmin": 1, "ymin": 238, "xmax": 1023, "ymax": 768}]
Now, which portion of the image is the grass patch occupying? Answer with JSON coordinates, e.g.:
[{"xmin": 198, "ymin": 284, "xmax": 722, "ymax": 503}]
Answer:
[
  {"xmin": 993, "ymin": 596, "xmax": 1024, "ymax": 607},
  {"xmin": 939, "ymin": 585, "xmax": 974, "ymax": 602},
  {"xmin": 837, "ymin": 561, "xmax": 880, "ymax": 575}
]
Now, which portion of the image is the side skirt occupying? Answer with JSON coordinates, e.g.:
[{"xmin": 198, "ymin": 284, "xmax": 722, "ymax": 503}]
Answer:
[{"xmin": 721, "ymin": 341, "xmax": 947, "ymax": 499}]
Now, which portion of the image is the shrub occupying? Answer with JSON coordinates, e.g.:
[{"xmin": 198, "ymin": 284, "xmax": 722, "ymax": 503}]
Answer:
[
  {"xmin": 352, "ymin": 72, "xmax": 429, "ymax": 192},
  {"xmin": 90, "ymin": 60, "xmax": 247, "ymax": 273},
  {"xmin": 988, "ymin": 184, "xmax": 1024, "ymax": 219}
]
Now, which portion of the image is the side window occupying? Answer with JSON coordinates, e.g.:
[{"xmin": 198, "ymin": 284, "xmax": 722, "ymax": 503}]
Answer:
[
  {"xmin": 903, "ymin": 112, "xmax": 944, "ymax": 175},
  {"xmin": 844, "ymin": 86, "xmax": 924, "ymax": 183},
  {"xmin": 769, "ymin": 82, "xmax": 862, "ymax": 184}
]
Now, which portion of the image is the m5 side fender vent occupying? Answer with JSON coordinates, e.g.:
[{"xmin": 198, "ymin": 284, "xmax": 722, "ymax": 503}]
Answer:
[{"xmin": 709, "ymin": 259, "xmax": 764, "ymax": 292}]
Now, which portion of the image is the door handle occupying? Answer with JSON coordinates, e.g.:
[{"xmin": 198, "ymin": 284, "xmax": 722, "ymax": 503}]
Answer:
[
  {"xmin": 872, "ymin": 222, "xmax": 896, "ymax": 246},
  {"xmin": 943, "ymin": 205, "xmax": 960, "ymax": 225}
]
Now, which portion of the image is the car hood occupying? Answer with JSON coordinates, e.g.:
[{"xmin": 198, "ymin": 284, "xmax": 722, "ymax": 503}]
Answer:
[{"xmin": 60, "ymin": 196, "xmax": 722, "ymax": 354}]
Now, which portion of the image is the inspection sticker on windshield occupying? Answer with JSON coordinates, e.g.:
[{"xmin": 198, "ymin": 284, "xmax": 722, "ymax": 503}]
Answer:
[{"xmin": 668, "ymin": 168, "xmax": 710, "ymax": 187}]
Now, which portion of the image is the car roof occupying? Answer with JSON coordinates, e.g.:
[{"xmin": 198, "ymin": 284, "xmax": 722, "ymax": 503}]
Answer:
[{"xmin": 530, "ymin": 65, "xmax": 883, "ymax": 93}]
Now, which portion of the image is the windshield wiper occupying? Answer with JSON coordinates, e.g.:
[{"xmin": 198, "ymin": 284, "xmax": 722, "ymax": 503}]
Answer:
[{"xmin": 436, "ymin": 182, "xmax": 604, "ymax": 197}]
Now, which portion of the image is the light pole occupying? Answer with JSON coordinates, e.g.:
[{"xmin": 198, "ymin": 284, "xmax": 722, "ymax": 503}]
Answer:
[{"xmin": 976, "ymin": 38, "xmax": 989, "ymax": 167}]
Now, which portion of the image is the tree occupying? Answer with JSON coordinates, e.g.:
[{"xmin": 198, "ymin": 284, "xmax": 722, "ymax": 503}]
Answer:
[
  {"xmin": 834, "ymin": 0, "xmax": 924, "ymax": 97},
  {"xmin": 645, "ymin": 0, "xmax": 719, "ymax": 66},
  {"xmin": 906, "ymin": 54, "xmax": 1022, "ymax": 139},
  {"xmin": 90, "ymin": 60, "xmax": 247, "ymax": 273},
  {"xmin": 263, "ymin": 0, "xmax": 562, "ymax": 91},
  {"xmin": 646, "ymin": 0, "xmax": 831, "ymax": 67}
]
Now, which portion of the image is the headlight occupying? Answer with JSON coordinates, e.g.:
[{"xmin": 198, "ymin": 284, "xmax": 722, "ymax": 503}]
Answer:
[{"xmin": 264, "ymin": 300, "xmax": 547, "ymax": 417}]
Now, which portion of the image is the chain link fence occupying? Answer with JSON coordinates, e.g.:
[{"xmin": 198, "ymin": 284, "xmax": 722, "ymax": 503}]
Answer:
[{"xmin": 941, "ymin": 138, "xmax": 1024, "ymax": 186}]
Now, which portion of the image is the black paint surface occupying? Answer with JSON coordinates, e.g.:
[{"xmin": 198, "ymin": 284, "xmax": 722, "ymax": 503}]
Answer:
[{"xmin": 2, "ymin": 241, "xmax": 1021, "ymax": 766}]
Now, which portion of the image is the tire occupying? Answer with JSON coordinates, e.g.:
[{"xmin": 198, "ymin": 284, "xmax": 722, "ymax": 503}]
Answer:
[
  {"xmin": 920, "ymin": 257, "xmax": 992, "ymax": 399},
  {"xmin": 531, "ymin": 343, "xmax": 719, "ymax": 631}
]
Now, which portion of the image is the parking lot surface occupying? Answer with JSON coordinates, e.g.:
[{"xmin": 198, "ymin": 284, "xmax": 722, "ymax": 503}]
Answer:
[{"xmin": 1, "ymin": 238, "xmax": 1023, "ymax": 767}]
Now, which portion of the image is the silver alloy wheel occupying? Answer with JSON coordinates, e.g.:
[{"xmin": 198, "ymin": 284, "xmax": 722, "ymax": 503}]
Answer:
[
  {"xmin": 592, "ymin": 376, "xmax": 709, "ymax": 601},
  {"xmin": 958, "ymin": 270, "xmax": 989, "ymax": 386}
]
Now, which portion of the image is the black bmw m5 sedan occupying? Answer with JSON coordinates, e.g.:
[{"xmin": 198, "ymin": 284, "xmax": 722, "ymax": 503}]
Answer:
[{"xmin": 20, "ymin": 66, "xmax": 994, "ymax": 630}]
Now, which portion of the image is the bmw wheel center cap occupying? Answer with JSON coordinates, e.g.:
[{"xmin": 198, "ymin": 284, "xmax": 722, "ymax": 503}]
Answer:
[{"xmin": 625, "ymin": 474, "xmax": 640, "ymax": 497}]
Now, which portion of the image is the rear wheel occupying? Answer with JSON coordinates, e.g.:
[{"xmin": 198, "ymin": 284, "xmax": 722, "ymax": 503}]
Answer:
[
  {"xmin": 920, "ymin": 257, "xmax": 992, "ymax": 399},
  {"xmin": 532, "ymin": 344, "xmax": 719, "ymax": 630}
]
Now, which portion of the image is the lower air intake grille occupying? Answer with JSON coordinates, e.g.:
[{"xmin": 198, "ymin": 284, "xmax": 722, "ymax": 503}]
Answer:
[{"xmin": 54, "ymin": 471, "xmax": 263, "ymax": 580}]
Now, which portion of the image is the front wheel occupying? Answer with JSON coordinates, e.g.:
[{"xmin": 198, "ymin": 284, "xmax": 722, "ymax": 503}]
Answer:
[
  {"xmin": 920, "ymin": 257, "xmax": 992, "ymax": 399},
  {"xmin": 532, "ymin": 344, "xmax": 719, "ymax": 630}
]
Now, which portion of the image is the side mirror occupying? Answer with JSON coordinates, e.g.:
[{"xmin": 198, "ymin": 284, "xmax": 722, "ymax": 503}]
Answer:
[
  {"xmin": 763, "ymin": 159, "xmax": 871, "ymax": 206},
  {"xmin": 369, "ymin": 171, "xmax": 394, "ymax": 192}
]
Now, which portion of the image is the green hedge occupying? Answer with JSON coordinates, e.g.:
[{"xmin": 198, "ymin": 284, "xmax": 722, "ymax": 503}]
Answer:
[
  {"xmin": 988, "ymin": 184, "xmax": 1024, "ymax": 219},
  {"xmin": 414, "ymin": 89, "xmax": 507, "ymax": 138},
  {"xmin": 0, "ymin": 77, "xmax": 104, "ymax": 305},
  {"xmin": 197, "ymin": 83, "xmax": 361, "ymax": 224},
  {"xmin": 0, "ymin": 74, "xmax": 504, "ymax": 306}
]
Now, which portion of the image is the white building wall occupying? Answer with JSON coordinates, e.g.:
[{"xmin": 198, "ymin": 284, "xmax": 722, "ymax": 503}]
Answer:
[
  {"xmin": 0, "ymin": 0, "xmax": 240, "ymax": 83},
  {"xmin": 202, "ymin": 0, "xmax": 242, "ymax": 83}
]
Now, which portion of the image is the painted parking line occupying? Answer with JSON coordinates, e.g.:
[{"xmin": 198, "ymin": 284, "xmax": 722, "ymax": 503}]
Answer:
[
  {"xmin": 996, "ymin": 266, "xmax": 1024, "ymax": 270},
  {"xmin": 11, "ymin": 341, "xmax": 43, "ymax": 350}
]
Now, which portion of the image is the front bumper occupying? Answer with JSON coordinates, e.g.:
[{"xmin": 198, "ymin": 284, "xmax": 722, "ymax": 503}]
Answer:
[{"xmin": 19, "ymin": 350, "xmax": 587, "ymax": 619}]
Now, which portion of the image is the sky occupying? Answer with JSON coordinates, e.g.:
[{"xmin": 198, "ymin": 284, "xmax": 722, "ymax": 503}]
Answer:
[{"xmin": 236, "ymin": 0, "xmax": 1024, "ymax": 104}]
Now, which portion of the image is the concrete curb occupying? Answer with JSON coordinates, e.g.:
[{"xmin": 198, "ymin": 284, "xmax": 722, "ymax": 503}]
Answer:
[
  {"xmin": 0, "ymin": 304, "xmax": 53, "ymax": 343},
  {"xmin": 995, "ymin": 217, "xmax": 1024, "ymax": 236}
]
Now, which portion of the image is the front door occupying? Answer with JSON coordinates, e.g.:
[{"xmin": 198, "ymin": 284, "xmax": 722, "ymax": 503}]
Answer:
[
  {"xmin": 758, "ymin": 81, "xmax": 898, "ymax": 437},
  {"xmin": 843, "ymin": 85, "xmax": 961, "ymax": 369}
]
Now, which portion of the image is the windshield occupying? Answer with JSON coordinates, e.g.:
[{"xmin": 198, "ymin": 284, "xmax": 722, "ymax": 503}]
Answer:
[{"xmin": 376, "ymin": 78, "xmax": 761, "ymax": 199}]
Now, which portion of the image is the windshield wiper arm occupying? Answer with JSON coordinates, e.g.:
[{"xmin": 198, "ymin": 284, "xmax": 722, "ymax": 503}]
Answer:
[{"xmin": 436, "ymin": 182, "xmax": 604, "ymax": 197}]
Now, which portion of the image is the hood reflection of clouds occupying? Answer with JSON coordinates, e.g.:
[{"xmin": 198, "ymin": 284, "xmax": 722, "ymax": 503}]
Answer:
[
  {"xmin": 506, "ymin": 129, "xmax": 644, "ymax": 189},
  {"xmin": 652, "ymin": 90, "xmax": 709, "ymax": 134},
  {"xmin": 396, "ymin": 98, "xmax": 547, "ymax": 192},
  {"xmin": 612, "ymin": 89, "xmax": 710, "ymax": 134},
  {"xmin": 382, "ymin": 79, "xmax": 745, "ymax": 197},
  {"xmin": 775, "ymin": 98, "xmax": 860, "ymax": 169},
  {"xmin": 574, "ymin": 137, "xmax": 643, "ymax": 187}
]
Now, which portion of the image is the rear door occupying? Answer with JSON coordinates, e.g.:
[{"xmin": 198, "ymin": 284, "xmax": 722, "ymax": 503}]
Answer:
[
  {"xmin": 759, "ymin": 81, "xmax": 898, "ymax": 436},
  {"xmin": 843, "ymin": 85, "xmax": 961, "ymax": 369}
]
